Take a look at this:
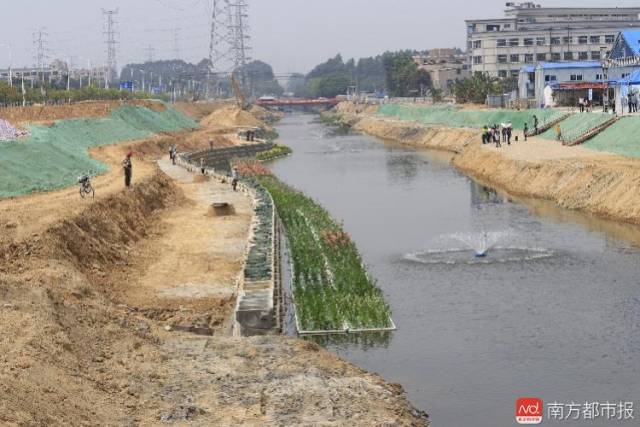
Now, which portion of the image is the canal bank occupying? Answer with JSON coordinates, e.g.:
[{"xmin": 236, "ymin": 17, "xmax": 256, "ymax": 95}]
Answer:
[
  {"xmin": 331, "ymin": 102, "xmax": 640, "ymax": 226},
  {"xmin": 269, "ymin": 114, "xmax": 639, "ymax": 427}
]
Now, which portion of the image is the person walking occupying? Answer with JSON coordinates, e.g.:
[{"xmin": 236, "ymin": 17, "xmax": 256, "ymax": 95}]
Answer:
[
  {"xmin": 633, "ymin": 92, "xmax": 638, "ymax": 113},
  {"xmin": 555, "ymin": 123, "xmax": 563, "ymax": 142},
  {"xmin": 123, "ymin": 152, "xmax": 133, "ymax": 188},
  {"xmin": 533, "ymin": 115, "xmax": 539, "ymax": 134},
  {"xmin": 231, "ymin": 167, "xmax": 239, "ymax": 191},
  {"xmin": 505, "ymin": 122, "xmax": 513, "ymax": 145},
  {"xmin": 481, "ymin": 125, "xmax": 488, "ymax": 144},
  {"xmin": 523, "ymin": 123, "xmax": 529, "ymax": 141}
]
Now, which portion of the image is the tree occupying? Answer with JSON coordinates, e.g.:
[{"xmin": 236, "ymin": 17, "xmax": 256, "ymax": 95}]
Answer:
[
  {"xmin": 240, "ymin": 60, "xmax": 284, "ymax": 97},
  {"xmin": 453, "ymin": 73, "xmax": 501, "ymax": 104},
  {"xmin": 382, "ymin": 51, "xmax": 432, "ymax": 97}
]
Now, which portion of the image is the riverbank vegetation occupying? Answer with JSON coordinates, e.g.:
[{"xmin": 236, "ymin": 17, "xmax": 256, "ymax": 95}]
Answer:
[
  {"xmin": 236, "ymin": 160, "xmax": 393, "ymax": 332},
  {"xmin": 255, "ymin": 144, "xmax": 292, "ymax": 161}
]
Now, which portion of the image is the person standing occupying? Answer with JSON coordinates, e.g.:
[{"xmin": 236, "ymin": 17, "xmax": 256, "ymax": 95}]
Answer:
[
  {"xmin": 481, "ymin": 125, "xmax": 488, "ymax": 144},
  {"xmin": 523, "ymin": 123, "xmax": 529, "ymax": 141},
  {"xmin": 506, "ymin": 122, "xmax": 513, "ymax": 145},
  {"xmin": 533, "ymin": 115, "xmax": 539, "ymax": 134},
  {"xmin": 123, "ymin": 152, "xmax": 133, "ymax": 188}
]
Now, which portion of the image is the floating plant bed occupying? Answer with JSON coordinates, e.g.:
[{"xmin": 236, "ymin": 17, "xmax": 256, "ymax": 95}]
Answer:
[
  {"xmin": 255, "ymin": 144, "xmax": 292, "ymax": 162},
  {"xmin": 253, "ymin": 173, "xmax": 394, "ymax": 334}
]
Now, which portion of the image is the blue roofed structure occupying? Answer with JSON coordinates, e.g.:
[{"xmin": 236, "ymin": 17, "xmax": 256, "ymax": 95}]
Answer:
[
  {"xmin": 537, "ymin": 62, "xmax": 602, "ymax": 70},
  {"xmin": 609, "ymin": 29, "xmax": 640, "ymax": 61}
]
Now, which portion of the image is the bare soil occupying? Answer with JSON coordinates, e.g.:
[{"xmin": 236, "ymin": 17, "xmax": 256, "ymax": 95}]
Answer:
[{"xmin": 0, "ymin": 102, "xmax": 428, "ymax": 426}]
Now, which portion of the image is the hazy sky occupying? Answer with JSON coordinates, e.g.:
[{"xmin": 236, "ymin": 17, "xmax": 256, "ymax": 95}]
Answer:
[{"xmin": 1, "ymin": 0, "xmax": 639, "ymax": 74}]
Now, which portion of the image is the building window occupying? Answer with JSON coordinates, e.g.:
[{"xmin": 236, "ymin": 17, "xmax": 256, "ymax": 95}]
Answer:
[
  {"xmin": 551, "ymin": 37, "xmax": 561, "ymax": 45},
  {"xmin": 486, "ymin": 24, "xmax": 501, "ymax": 31},
  {"xmin": 536, "ymin": 37, "xmax": 546, "ymax": 46},
  {"xmin": 523, "ymin": 38, "xmax": 534, "ymax": 46},
  {"xmin": 605, "ymin": 34, "xmax": 615, "ymax": 43},
  {"xmin": 564, "ymin": 52, "xmax": 574, "ymax": 60},
  {"xmin": 563, "ymin": 36, "xmax": 573, "ymax": 44},
  {"xmin": 497, "ymin": 39, "xmax": 507, "ymax": 47},
  {"xmin": 509, "ymin": 54, "xmax": 520, "ymax": 63},
  {"xmin": 578, "ymin": 52, "xmax": 589, "ymax": 60},
  {"xmin": 537, "ymin": 53, "xmax": 547, "ymax": 61},
  {"xmin": 551, "ymin": 52, "xmax": 561, "ymax": 61},
  {"xmin": 578, "ymin": 36, "xmax": 588, "ymax": 44},
  {"xmin": 596, "ymin": 74, "xmax": 603, "ymax": 80},
  {"xmin": 591, "ymin": 51, "xmax": 601, "ymax": 60},
  {"xmin": 510, "ymin": 70, "xmax": 520, "ymax": 77},
  {"xmin": 473, "ymin": 56, "xmax": 483, "ymax": 64},
  {"xmin": 545, "ymin": 75, "xmax": 557, "ymax": 82},
  {"xmin": 524, "ymin": 54, "xmax": 534, "ymax": 63},
  {"xmin": 590, "ymin": 35, "xmax": 600, "ymax": 44},
  {"xmin": 497, "ymin": 55, "xmax": 508, "ymax": 64},
  {"xmin": 508, "ymin": 38, "xmax": 519, "ymax": 46},
  {"xmin": 498, "ymin": 70, "xmax": 508, "ymax": 78},
  {"xmin": 473, "ymin": 40, "xmax": 482, "ymax": 49},
  {"xmin": 570, "ymin": 75, "xmax": 583, "ymax": 81}
]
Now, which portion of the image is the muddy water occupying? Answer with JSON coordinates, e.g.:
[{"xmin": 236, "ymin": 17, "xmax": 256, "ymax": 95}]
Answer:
[{"xmin": 270, "ymin": 115, "xmax": 640, "ymax": 427}]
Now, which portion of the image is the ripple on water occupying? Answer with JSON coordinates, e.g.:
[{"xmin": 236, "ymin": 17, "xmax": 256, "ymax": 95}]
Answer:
[{"xmin": 403, "ymin": 246, "xmax": 555, "ymax": 265}]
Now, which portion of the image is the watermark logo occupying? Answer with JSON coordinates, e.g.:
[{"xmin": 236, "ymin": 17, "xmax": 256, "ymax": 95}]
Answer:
[{"xmin": 516, "ymin": 397, "xmax": 543, "ymax": 424}]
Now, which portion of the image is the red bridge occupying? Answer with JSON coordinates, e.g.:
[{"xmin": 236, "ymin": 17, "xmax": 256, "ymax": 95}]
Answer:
[{"xmin": 255, "ymin": 98, "xmax": 341, "ymax": 107}]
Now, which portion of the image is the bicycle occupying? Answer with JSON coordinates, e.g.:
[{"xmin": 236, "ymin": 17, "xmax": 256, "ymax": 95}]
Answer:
[{"xmin": 78, "ymin": 173, "xmax": 95, "ymax": 198}]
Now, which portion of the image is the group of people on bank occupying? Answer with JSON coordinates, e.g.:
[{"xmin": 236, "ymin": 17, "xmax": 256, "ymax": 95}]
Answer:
[{"xmin": 481, "ymin": 115, "xmax": 547, "ymax": 147}]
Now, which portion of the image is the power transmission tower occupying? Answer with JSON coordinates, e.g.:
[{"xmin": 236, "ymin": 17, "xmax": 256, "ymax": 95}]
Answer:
[
  {"xmin": 145, "ymin": 45, "xmax": 156, "ymax": 63},
  {"xmin": 206, "ymin": 0, "xmax": 231, "ymax": 98},
  {"xmin": 228, "ymin": 0, "xmax": 251, "ymax": 90},
  {"xmin": 173, "ymin": 28, "xmax": 181, "ymax": 60},
  {"xmin": 32, "ymin": 27, "xmax": 49, "ymax": 69},
  {"xmin": 102, "ymin": 9, "xmax": 119, "ymax": 88}
]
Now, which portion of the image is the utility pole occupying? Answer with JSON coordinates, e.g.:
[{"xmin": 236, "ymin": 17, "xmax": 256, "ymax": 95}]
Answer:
[
  {"xmin": 173, "ymin": 28, "xmax": 181, "ymax": 60},
  {"xmin": 32, "ymin": 27, "xmax": 49, "ymax": 69},
  {"xmin": 144, "ymin": 45, "xmax": 155, "ymax": 63},
  {"xmin": 102, "ymin": 8, "xmax": 119, "ymax": 89},
  {"xmin": 228, "ymin": 0, "xmax": 251, "ymax": 91}
]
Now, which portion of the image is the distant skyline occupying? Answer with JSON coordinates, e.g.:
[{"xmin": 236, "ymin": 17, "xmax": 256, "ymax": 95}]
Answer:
[{"xmin": 1, "ymin": 0, "xmax": 640, "ymax": 74}]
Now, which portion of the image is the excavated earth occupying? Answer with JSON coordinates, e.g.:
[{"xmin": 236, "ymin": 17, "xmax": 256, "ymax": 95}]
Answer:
[
  {"xmin": 0, "ymin": 102, "xmax": 428, "ymax": 426},
  {"xmin": 332, "ymin": 102, "xmax": 640, "ymax": 226}
]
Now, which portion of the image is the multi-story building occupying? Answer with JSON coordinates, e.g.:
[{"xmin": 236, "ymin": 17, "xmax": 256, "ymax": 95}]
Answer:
[
  {"xmin": 466, "ymin": 2, "xmax": 640, "ymax": 78},
  {"xmin": 413, "ymin": 49, "xmax": 471, "ymax": 95}
]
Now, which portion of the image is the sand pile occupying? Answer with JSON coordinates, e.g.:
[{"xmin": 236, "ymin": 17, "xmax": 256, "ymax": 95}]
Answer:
[
  {"xmin": 0, "ymin": 119, "xmax": 28, "ymax": 140},
  {"xmin": 201, "ymin": 105, "xmax": 264, "ymax": 129}
]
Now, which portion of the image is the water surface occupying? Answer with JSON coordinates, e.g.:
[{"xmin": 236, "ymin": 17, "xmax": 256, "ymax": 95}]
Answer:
[{"xmin": 271, "ymin": 114, "xmax": 640, "ymax": 427}]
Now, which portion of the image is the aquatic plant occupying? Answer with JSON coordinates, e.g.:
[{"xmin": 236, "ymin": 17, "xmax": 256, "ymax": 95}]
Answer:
[
  {"xmin": 255, "ymin": 174, "xmax": 393, "ymax": 333},
  {"xmin": 255, "ymin": 144, "xmax": 292, "ymax": 161}
]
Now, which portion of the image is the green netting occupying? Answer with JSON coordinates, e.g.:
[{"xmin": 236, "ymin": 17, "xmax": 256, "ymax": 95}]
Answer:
[
  {"xmin": 378, "ymin": 104, "xmax": 564, "ymax": 130},
  {"xmin": 583, "ymin": 116, "xmax": 640, "ymax": 158},
  {"xmin": 538, "ymin": 113, "xmax": 611, "ymax": 142},
  {"xmin": 0, "ymin": 104, "xmax": 198, "ymax": 198}
]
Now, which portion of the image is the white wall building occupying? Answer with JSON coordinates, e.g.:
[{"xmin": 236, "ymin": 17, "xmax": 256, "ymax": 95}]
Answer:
[{"xmin": 466, "ymin": 2, "xmax": 640, "ymax": 78}]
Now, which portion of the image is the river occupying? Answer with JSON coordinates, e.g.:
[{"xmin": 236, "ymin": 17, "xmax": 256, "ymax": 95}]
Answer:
[{"xmin": 270, "ymin": 114, "xmax": 640, "ymax": 427}]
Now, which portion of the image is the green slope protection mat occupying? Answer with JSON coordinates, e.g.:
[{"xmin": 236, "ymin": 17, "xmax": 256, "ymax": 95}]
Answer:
[
  {"xmin": 583, "ymin": 116, "xmax": 640, "ymax": 158},
  {"xmin": 378, "ymin": 104, "xmax": 564, "ymax": 130},
  {"xmin": 538, "ymin": 112, "xmax": 612, "ymax": 142},
  {"xmin": 0, "ymin": 104, "xmax": 197, "ymax": 198}
]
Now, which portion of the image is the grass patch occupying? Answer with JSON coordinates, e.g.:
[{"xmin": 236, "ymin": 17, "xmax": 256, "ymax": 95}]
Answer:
[{"xmin": 250, "ymin": 173, "xmax": 393, "ymax": 332}]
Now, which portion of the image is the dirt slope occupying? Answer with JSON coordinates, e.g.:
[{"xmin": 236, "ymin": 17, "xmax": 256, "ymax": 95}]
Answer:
[
  {"xmin": 0, "ymin": 102, "xmax": 428, "ymax": 426},
  {"xmin": 335, "ymin": 102, "xmax": 640, "ymax": 226}
]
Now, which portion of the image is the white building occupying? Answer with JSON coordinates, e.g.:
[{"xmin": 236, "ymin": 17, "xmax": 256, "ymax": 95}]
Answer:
[{"xmin": 466, "ymin": 2, "xmax": 640, "ymax": 78}]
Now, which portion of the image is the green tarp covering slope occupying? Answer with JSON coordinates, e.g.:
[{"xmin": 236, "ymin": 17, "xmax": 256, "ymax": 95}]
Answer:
[
  {"xmin": 584, "ymin": 116, "xmax": 640, "ymax": 158},
  {"xmin": 0, "ymin": 104, "xmax": 197, "ymax": 198},
  {"xmin": 378, "ymin": 104, "xmax": 564, "ymax": 130}
]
